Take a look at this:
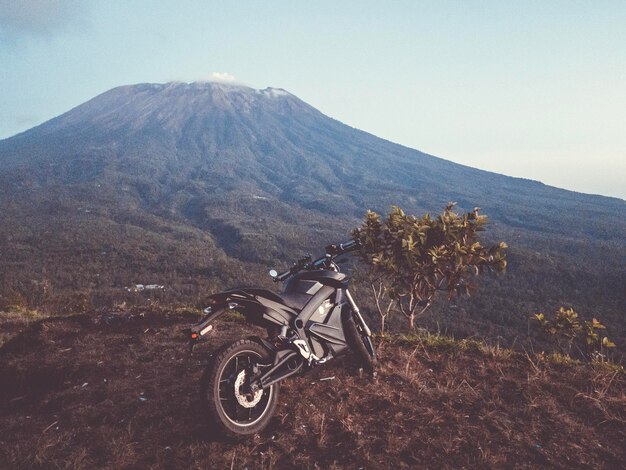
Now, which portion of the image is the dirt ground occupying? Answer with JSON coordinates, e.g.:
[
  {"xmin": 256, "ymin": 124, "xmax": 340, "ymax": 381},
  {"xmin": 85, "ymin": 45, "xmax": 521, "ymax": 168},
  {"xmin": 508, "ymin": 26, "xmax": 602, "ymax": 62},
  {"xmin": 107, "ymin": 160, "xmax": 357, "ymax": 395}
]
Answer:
[{"xmin": 0, "ymin": 310, "xmax": 624, "ymax": 469}]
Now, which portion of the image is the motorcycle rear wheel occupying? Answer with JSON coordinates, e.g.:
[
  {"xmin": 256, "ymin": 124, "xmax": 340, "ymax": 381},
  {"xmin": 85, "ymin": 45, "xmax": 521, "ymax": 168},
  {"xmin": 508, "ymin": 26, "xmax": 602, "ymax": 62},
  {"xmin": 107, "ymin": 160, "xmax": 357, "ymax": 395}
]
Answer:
[{"xmin": 201, "ymin": 339, "xmax": 279, "ymax": 437}]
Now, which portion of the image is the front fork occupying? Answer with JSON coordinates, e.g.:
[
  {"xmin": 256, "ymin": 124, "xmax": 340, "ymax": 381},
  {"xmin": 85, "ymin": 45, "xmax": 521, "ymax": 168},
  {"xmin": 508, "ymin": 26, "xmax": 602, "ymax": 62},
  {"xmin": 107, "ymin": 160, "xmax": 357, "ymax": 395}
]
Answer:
[{"xmin": 345, "ymin": 289, "xmax": 372, "ymax": 337}]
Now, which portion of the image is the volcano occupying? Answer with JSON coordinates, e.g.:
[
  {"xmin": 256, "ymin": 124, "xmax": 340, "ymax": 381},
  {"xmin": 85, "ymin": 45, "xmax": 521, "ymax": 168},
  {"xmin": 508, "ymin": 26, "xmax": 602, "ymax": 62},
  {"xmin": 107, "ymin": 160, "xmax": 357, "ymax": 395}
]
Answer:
[{"xmin": 0, "ymin": 81, "xmax": 624, "ymax": 341}]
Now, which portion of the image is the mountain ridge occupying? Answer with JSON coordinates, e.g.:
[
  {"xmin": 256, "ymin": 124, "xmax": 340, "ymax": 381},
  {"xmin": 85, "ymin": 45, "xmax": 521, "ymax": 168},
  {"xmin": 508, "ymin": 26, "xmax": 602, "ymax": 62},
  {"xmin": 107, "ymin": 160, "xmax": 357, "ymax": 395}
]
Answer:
[
  {"xmin": 3, "ymin": 81, "xmax": 622, "ymax": 202},
  {"xmin": 3, "ymin": 81, "xmax": 623, "ymax": 206}
]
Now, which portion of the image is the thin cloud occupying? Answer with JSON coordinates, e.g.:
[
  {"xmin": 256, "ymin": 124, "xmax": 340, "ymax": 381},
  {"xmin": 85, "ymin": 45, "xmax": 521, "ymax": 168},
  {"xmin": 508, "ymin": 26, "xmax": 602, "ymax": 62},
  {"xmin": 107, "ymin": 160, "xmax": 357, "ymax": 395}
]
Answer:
[
  {"xmin": 0, "ymin": 0, "xmax": 89, "ymax": 39},
  {"xmin": 209, "ymin": 72, "xmax": 237, "ymax": 83}
]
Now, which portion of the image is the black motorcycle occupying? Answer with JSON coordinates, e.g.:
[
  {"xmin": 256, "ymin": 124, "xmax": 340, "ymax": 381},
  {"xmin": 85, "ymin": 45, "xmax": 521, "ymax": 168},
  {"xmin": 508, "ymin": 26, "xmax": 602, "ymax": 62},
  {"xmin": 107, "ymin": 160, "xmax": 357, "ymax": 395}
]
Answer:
[{"xmin": 187, "ymin": 239, "xmax": 376, "ymax": 437}]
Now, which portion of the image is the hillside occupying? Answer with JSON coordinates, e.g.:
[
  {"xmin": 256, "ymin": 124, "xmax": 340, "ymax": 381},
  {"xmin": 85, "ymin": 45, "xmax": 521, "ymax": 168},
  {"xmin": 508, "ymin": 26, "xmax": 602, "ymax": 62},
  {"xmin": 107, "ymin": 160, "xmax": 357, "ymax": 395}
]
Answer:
[
  {"xmin": 0, "ymin": 81, "xmax": 624, "ymax": 344},
  {"xmin": 0, "ymin": 310, "xmax": 623, "ymax": 469}
]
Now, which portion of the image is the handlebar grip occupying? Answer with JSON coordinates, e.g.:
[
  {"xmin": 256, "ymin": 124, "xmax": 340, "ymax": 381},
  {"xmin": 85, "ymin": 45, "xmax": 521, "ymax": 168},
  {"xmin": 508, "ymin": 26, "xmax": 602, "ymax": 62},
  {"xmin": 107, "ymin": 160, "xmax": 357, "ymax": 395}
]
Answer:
[
  {"xmin": 339, "ymin": 239, "xmax": 358, "ymax": 252},
  {"xmin": 325, "ymin": 240, "xmax": 359, "ymax": 255}
]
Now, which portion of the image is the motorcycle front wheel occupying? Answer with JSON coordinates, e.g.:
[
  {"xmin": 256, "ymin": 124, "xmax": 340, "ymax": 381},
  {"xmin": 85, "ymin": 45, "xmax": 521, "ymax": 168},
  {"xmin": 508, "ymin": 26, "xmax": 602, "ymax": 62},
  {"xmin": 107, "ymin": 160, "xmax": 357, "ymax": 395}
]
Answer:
[
  {"xmin": 201, "ymin": 339, "xmax": 279, "ymax": 437},
  {"xmin": 343, "ymin": 310, "xmax": 377, "ymax": 372}
]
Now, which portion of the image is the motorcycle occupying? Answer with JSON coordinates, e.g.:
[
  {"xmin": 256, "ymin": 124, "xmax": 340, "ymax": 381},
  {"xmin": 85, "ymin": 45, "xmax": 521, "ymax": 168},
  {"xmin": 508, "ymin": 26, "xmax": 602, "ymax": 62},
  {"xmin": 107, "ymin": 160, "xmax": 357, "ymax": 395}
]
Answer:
[{"xmin": 187, "ymin": 239, "xmax": 376, "ymax": 437}]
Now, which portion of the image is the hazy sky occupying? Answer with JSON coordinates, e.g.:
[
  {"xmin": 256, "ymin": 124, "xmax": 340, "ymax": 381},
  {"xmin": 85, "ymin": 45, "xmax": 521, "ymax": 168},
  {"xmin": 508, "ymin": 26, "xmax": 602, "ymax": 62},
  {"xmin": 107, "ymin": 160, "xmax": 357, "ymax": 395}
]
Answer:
[{"xmin": 1, "ymin": 1, "xmax": 624, "ymax": 199}]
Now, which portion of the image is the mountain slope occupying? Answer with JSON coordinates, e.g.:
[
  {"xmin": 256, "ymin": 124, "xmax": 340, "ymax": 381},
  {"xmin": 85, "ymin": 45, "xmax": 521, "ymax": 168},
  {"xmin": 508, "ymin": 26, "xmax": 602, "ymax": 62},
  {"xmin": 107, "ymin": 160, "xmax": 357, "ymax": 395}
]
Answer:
[
  {"xmin": 3, "ymin": 82, "xmax": 624, "ymax": 229},
  {"xmin": 0, "ymin": 81, "xmax": 624, "ymax": 342}
]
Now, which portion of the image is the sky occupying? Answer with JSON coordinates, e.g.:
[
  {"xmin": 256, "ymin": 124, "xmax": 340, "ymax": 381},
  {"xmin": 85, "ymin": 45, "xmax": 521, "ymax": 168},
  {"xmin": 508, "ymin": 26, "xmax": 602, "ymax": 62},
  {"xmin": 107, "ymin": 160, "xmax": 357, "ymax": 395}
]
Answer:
[{"xmin": 1, "ymin": 1, "xmax": 624, "ymax": 199}]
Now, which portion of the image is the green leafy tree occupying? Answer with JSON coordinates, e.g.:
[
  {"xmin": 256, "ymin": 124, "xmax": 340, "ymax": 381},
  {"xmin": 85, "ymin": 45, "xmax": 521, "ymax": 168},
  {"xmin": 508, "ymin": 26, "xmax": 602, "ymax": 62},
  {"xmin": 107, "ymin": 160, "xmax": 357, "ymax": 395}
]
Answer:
[
  {"xmin": 533, "ymin": 307, "xmax": 616, "ymax": 359},
  {"xmin": 352, "ymin": 203, "xmax": 507, "ymax": 331}
]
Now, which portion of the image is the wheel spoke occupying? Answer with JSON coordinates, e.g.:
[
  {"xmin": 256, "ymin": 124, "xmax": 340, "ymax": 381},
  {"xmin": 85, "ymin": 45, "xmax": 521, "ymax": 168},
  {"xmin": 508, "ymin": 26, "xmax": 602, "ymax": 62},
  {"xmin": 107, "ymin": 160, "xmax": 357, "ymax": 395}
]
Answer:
[{"xmin": 235, "ymin": 401, "xmax": 245, "ymax": 421}]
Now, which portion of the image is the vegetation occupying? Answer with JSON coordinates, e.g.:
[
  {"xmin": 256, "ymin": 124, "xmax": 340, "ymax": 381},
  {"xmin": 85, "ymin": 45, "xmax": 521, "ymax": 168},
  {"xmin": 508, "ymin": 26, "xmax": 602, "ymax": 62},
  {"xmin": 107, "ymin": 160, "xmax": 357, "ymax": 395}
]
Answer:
[
  {"xmin": 353, "ymin": 204, "xmax": 507, "ymax": 332},
  {"xmin": 532, "ymin": 307, "xmax": 616, "ymax": 360}
]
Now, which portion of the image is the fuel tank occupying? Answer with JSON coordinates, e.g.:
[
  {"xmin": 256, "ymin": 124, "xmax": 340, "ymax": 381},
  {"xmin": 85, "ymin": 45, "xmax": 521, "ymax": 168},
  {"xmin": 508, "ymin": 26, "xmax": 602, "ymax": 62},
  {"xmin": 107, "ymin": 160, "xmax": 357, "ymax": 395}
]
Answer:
[{"xmin": 281, "ymin": 270, "xmax": 348, "ymax": 311}]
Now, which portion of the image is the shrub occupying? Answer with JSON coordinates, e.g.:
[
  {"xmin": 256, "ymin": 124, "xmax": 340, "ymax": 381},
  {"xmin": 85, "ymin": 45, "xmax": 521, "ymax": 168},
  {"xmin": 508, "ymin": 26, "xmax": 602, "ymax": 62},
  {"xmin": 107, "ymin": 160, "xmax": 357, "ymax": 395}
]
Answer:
[
  {"xmin": 532, "ymin": 307, "xmax": 616, "ymax": 360},
  {"xmin": 352, "ymin": 203, "xmax": 507, "ymax": 331}
]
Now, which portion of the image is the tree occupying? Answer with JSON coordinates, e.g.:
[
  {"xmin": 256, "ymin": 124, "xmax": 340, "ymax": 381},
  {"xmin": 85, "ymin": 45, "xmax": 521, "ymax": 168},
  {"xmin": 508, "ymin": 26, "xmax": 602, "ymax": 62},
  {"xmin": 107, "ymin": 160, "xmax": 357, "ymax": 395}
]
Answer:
[{"xmin": 352, "ymin": 203, "xmax": 507, "ymax": 331}]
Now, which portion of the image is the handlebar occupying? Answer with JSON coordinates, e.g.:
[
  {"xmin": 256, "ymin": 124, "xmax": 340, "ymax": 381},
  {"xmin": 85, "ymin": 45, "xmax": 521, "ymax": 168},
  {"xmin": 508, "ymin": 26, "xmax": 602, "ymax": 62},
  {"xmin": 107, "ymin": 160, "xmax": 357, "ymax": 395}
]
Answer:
[
  {"xmin": 325, "ymin": 239, "xmax": 359, "ymax": 256},
  {"xmin": 271, "ymin": 239, "xmax": 360, "ymax": 282},
  {"xmin": 273, "ymin": 270, "xmax": 292, "ymax": 282}
]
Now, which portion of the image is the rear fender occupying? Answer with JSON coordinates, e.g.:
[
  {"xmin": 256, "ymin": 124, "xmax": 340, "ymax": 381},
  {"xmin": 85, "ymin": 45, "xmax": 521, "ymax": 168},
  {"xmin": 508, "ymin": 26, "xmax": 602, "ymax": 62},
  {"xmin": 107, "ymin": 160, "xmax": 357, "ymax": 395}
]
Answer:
[
  {"xmin": 186, "ymin": 291, "xmax": 279, "ymax": 351},
  {"xmin": 247, "ymin": 335, "xmax": 277, "ymax": 353},
  {"xmin": 186, "ymin": 304, "xmax": 229, "ymax": 351}
]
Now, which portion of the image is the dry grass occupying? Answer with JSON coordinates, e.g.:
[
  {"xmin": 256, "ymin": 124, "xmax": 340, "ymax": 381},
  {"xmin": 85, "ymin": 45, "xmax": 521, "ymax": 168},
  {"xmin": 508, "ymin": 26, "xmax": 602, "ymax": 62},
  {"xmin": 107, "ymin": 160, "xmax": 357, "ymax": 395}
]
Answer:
[
  {"xmin": 0, "ymin": 310, "xmax": 624, "ymax": 469},
  {"xmin": 0, "ymin": 307, "xmax": 53, "ymax": 348}
]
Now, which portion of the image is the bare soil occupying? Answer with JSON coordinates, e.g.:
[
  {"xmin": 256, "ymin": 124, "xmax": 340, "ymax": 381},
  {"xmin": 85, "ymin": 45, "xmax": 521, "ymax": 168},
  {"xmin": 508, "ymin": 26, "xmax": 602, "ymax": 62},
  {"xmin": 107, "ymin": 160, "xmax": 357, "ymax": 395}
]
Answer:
[{"xmin": 0, "ymin": 310, "xmax": 624, "ymax": 469}]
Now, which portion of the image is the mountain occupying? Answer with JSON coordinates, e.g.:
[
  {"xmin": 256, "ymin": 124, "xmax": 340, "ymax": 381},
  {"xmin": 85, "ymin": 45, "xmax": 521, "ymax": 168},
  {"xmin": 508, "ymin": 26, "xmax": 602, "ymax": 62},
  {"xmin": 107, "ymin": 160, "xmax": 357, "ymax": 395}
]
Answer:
[{"xmin": 0, "ymin": 81, "xmax": 624, "ymax": 343}]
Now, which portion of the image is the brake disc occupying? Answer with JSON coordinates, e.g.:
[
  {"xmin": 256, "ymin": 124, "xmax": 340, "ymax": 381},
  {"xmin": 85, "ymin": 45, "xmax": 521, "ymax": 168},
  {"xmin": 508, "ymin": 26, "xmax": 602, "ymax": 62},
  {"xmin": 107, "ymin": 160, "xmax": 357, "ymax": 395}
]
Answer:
[{"xmin": 234, "ymin": 370, "xmax": 263, "ymax": 408}]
